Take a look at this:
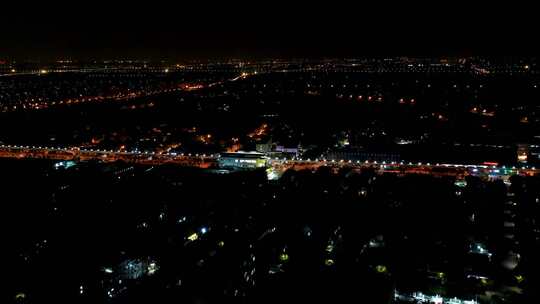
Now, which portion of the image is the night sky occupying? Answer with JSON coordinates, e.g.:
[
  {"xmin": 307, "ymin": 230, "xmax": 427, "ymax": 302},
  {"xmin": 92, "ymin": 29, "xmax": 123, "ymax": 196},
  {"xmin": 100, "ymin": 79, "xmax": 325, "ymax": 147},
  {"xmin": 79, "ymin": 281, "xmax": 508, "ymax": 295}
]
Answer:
[{"xmin": 1, "ymin": 3, "xmax": 538, "ymax": 60}]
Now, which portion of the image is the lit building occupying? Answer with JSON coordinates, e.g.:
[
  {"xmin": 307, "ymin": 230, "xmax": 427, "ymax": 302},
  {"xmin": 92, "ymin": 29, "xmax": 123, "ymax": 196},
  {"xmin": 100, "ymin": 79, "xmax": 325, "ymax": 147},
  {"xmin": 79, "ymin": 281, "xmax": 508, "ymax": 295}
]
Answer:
[
  {"xmin": 255, "ymin": 139, "xmax": 274, "ymax": 153},
  {"xmin": 274, "ymin": 145, "xmax": 299, "ymax": 156},
  {"xmin": 517, "ymin": 144, "xmax": 529, "ymax": 163},
  {"xmin": 218, "ymin": 151, "xmax": 268, "ymax": 169},
  {"xmin": 54, "ymin": 160, "xmax": 77, "ymax": 169}
]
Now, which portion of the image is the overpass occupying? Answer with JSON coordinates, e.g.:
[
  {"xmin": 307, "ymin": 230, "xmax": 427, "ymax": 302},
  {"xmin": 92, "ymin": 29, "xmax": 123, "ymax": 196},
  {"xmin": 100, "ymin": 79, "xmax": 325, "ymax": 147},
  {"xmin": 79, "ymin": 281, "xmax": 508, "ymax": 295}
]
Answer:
[
  {"xmin": 0, "ymin": 144, "xmax": 538, "ymax": 179},
  {"xmin": 0, "ymin": 145, "xmax": 216, "ymax": 168}
]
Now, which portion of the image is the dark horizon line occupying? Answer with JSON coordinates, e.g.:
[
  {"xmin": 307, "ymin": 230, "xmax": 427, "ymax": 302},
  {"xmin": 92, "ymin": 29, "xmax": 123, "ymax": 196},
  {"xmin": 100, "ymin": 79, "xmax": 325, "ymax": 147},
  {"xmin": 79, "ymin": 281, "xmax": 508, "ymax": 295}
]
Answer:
[{"xmin": 1, "ymin": 55, "xmax": 537, "ymax": 63}]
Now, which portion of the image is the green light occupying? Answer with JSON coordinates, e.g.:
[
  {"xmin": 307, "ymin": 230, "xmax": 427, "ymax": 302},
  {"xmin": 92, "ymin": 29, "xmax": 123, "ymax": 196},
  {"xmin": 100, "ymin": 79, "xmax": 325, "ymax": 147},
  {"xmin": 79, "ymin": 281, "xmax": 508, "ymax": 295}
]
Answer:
[
  {"xmin": 279, "ymin": 253, "xmax": 289, "ymax": 262},
  {"xmin": 325, "ymin": 244, "xmax": 334, "ymax": 253},
  {"xmin": 375, "ymin": 265, "xmax": 387, "ymax": 273},
  {"xmin": 454, "ymin": 180, "xmax": 467, "ymax": 187}
]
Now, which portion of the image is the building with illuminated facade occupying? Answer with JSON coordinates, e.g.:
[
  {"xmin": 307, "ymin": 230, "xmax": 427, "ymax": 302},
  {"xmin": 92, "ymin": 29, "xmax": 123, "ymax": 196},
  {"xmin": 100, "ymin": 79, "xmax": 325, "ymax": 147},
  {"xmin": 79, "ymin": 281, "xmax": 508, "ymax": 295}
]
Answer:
[{"xmin": 218, "ymin": 151, "xmax": 268, "ymax": 169}]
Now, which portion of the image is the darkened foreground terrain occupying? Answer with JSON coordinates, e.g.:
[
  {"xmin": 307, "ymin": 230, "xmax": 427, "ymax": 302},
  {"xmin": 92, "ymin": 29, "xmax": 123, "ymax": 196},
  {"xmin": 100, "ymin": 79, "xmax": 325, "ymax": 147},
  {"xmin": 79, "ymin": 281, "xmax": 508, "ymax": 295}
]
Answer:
[{"xmin": 3, "ymin": 158, "xmax": 539, "ymax": 303}]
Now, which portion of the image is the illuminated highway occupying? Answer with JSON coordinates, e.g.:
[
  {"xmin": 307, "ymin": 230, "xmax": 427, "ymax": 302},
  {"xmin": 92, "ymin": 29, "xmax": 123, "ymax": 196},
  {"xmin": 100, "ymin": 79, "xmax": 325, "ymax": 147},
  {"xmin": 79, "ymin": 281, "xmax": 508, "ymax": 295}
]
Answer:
[
  {"xmin": 1, "ymin": 70, "xmax": 257, "ymax": 112},
  {"xmin": 0, "ymin": 145, "xmax": 538, "ymax": 179},
  {"xmin": 0, "ymin": 145, "xmax": 216, "ymax": 168}
]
